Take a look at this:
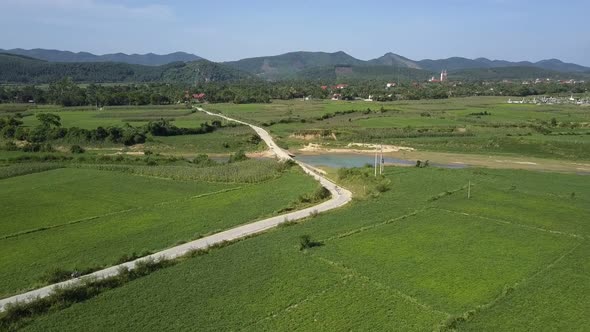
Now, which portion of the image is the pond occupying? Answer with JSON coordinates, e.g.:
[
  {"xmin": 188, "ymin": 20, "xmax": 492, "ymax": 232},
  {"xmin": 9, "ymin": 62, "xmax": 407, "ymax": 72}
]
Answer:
[{"xmin": 295, "ymin": 153, "xmax": 468, "ymax": 169}]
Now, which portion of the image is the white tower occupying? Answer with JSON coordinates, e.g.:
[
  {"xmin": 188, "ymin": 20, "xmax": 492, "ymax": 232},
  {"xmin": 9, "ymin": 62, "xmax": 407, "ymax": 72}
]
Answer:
[{"xmin": 440, "ymin": 70, "xmax": 448, "ymax": 82}]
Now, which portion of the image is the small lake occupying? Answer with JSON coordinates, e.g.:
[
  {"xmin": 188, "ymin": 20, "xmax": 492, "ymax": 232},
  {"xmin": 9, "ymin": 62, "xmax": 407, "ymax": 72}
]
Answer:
[{"xmin": 295, "ymin": 153, "xmax": 468, "ymax": 169}]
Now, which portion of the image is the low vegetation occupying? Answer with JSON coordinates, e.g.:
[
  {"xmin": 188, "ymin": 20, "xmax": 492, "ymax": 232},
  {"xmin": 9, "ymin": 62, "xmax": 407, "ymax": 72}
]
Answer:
[
  {"xmin": 0, "ymin": 157, "xmax": 318, "ymax": 297},
  {"xmin": 6, "ymin": 167, "xmax": 587, "ymax": 331}
]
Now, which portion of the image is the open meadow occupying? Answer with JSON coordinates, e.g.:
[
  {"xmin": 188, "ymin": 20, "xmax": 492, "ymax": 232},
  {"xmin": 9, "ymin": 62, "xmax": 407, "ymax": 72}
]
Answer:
[{"xmin": 8, "ymin": 166, "xmax": 589, "ymax": 331}]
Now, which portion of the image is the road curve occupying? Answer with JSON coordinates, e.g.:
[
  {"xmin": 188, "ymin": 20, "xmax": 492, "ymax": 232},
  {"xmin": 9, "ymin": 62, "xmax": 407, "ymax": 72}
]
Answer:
[{"xmin": 0, "ymin": 107, "xmax": 352, "ymax": 312}]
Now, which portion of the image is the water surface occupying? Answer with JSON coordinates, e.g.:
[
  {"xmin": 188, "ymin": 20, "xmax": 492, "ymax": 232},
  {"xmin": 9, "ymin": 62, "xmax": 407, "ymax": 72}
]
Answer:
[{"xmin": 295, "ymin": 153, "xmax": 467, "ymax": 169}]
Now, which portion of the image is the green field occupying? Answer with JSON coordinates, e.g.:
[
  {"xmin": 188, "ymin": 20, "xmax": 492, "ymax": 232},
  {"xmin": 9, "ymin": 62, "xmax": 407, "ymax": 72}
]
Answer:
[
  {"xmin": 3, "ymin": 104, "xmax": 262, "ymax": 154},
  {"xmin": 208, "ymin": 97, "xmax": 590, "ymax": 160},
  {"xmin": 2, "ymin": 96, "xmax": 590, "ymax": 331},
  {"xmin": 144, "ymin": 125, "xmax": 263, "ymax": 155},
  {"xmin": 7, "ymin": 97, "xmax": 590, "ymax": 159},
  {"xmin": 14, "ymin": 167, "xmax": 589, "ymax": 331},
  {"xmin": 0, "ymin": 162, "xmax": 319, "ymax": 298}
]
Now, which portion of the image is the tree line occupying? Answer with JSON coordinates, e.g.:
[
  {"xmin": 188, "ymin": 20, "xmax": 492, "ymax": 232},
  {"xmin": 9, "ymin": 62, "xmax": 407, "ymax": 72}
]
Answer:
[
  {"xmin": 1, "ymin": 78, "xmax": 587, "ymax": 106},
  {"xmin": 1, "ymin": 113, "xmax": 222, "ymax": 148}
]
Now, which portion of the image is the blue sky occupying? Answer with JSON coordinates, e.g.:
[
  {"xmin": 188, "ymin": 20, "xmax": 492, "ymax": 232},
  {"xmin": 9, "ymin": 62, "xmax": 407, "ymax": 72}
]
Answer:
[{"xmin": 1, "ymin": 0, "xmax": 589, "ymax": 65}]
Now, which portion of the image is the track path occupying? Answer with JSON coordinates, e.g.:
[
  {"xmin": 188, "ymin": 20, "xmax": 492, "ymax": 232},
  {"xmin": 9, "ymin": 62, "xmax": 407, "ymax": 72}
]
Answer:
[{"xmin": 0, "ymin": 107, "xmax": 352, "ymax": 312}]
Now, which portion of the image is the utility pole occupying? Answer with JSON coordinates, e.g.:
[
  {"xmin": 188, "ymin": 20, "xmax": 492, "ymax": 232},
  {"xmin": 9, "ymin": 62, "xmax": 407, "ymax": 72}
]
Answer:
[
  {"xmin": 374, "ymin": 149, "xmax": 378, "ymax": 177},
  {"xmin": 380, "ymin": 145, "xmax": 384, "ymax": 175}
]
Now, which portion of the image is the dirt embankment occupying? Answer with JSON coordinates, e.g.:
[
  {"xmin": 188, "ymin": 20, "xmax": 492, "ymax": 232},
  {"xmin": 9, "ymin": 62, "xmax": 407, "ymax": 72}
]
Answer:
[{"xmin": 300, "ymin": 143, "xmax": 415, "ymax": 154}]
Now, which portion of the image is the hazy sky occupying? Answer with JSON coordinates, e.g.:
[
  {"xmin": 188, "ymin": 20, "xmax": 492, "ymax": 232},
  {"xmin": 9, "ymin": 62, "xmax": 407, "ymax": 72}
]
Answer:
[{"xmin": 1, "ymin": 0, "xmax": 589, "ymax": 65}]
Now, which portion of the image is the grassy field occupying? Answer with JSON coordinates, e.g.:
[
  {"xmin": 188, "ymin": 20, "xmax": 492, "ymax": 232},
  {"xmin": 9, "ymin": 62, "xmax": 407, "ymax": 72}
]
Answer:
[
  {"xmin": 14, "ymin": 166, "xmax": 589, "ymax": 331},
  {"xmin": 209, "ymin": 97, "xmax": 590, "ymax": 160},
  {"xmin": 4, "ymin": 104, "xmax": 262, "ymax": 154},
  {"xmin": 0, "ymin": 161, "xmax": 319, "ymax": 298},
  {"xmin": 8, "ymin": 97, "xmax": 590, "ymax": 159},
  {"xmin": 144, "ymin": 125, "xmax": 263, "ymax": 155}
]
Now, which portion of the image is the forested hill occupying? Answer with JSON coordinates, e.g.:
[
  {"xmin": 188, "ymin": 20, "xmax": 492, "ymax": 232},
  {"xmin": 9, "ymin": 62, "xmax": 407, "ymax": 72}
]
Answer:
[
  {"xmin": 225, "ymin": 51, "xmax": 590, "ymax": 80},
  {"xmin": 0, "ymin": 48, "xmax": 202, "ymax": 66},
  {"xmin": 0, "ymin": 54, "xmax": 253, "ymax": 84},
  {"xmin": 224, "ymin": 51, "xmax": 366, "ymax": 80},
  {"xmin": 1, "ymin": 52, "xmax": 587, "ymax": 84}
]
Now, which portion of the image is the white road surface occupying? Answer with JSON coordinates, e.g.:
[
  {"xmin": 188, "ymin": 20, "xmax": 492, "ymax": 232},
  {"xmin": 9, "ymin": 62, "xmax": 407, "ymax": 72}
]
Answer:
[{"xmin": 0, "ymin": 107, "xmax": 352, "ymax": 312}]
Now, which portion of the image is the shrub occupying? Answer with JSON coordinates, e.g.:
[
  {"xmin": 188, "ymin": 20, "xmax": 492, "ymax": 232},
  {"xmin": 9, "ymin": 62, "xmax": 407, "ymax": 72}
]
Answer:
[
  {"xmin": 275, "ymin": 159, "xmax": 296, "ymax": 172},
  {"xmin": 3, "ymin": 141, "xmax": 18, "ymax": 151},
  {"xmin": 70, "ymin": 145, "xmax": 85, "ymax": 154},
  {"xmin": 299, "ymin": 235, "xmax": 323, "ymax": 250},
  {"xmin": 40, "ymin": 267, "xmax": 72, "ymax": 284},
  {"xmin": 228, "ymin": 150, "xmax": 248, "ymax": 163},
  {"xmin": 248, "ymin": 134, "xmax": 262, "ymax": 144},
  {"xmin": 375, "ymin": 181, "xmax": 391, "ymax": 193},
  {"xmin": 21, "ymin": 143, "xmax": 54, "ymax": 152},
  {"xmin": 312, "ymin": 186, "xmax": 331, "ymax": 201}
]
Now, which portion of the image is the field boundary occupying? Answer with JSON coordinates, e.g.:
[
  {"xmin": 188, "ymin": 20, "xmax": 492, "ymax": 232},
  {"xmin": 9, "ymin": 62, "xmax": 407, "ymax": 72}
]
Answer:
[
  {"xmin": 321, "ymin": 208, "xmax": 426, "ymax": 242},
  {"xmin": 433, "ymin": 207, "xmax": 585, "ymax": 239},
  {"xmin": 238, "ymin": 275, "xmax": 354, "ymax": 331},
  {"xmin": 439, "ymin": 240, "xmax": 584, "ymax": 330},
  {"xmin": 312, "ymin": 255, "xmax": 451, "ymax": 318}
]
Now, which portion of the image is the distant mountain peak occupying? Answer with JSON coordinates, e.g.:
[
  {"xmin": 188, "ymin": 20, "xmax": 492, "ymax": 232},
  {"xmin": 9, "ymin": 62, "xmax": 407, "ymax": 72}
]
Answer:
[{"xmin": 369, "ymin": 52, "xmax": 422, "ymax": 69}]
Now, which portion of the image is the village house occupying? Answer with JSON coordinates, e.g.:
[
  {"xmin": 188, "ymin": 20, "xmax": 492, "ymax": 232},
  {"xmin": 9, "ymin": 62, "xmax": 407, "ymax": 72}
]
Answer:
[{"xmin": 192, "ymin": 93, "xmax": 206, "ymax": 102}]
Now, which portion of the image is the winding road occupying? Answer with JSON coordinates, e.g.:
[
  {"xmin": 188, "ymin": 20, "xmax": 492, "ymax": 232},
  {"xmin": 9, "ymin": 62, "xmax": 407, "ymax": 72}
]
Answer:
[{"xmin": 0, "ymin": 107, "xmax": 352, "ymax": 312}]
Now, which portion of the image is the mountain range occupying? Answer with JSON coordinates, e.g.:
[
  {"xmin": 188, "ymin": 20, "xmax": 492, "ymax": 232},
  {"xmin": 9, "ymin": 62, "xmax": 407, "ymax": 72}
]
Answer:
[
  {"xmin": 0, "ymin": 48, "xmax": 202, "ymax": 66},
  {"xmin": 0, "ymin": 48, "xmax": 589, "ymax": 83},
  {"xmin": 0, "ymin": 53, "xmax": 251, "ymax": 84},
  {"xmin": 2, "ymin": 48, "xmax": 589, "ymax": 75}
]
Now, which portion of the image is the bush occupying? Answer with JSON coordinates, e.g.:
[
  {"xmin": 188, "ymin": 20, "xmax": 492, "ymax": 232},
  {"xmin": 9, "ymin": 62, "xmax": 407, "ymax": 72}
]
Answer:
[
  {"xmin": 275, "ymin": 159, "xmax": 296, "ymax": 172},
  {"xmin": 299, "ymin": 235, "xmax": 323, "ymax": 250},
  {"xmin": 312, "ymin": 186, "xmax": 331, "ymax": 201},
  {"xmin": 70, "ymin": 145, "xmax": 85, "ymax": 154},
  {"xmin": 375, "ymin": 181, "xmax": 391, "ymax": 193},
  {"xmin": 21, "ymin": 143, "xmax": 54, "ymax": 152},
  {"xmin": 40, "ymin": 267, "xmax": 72, "ymax": 284},
  {"xmin": 228, "ymin": 150, "xmax": 248, "ymax": 163},
  {"xmin": 3, "ymin": 141, "xmax": 18, "ymax": 151},
  {"xmin": 248, "ymin": 134, "xmax": 262, "ymax": 144}
]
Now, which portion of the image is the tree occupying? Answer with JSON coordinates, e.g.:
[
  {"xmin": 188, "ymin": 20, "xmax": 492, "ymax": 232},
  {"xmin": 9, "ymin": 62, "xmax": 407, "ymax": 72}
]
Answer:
[{"xmin": 36, "ymin": 113, "xmax": 61, "ymax": 128}]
